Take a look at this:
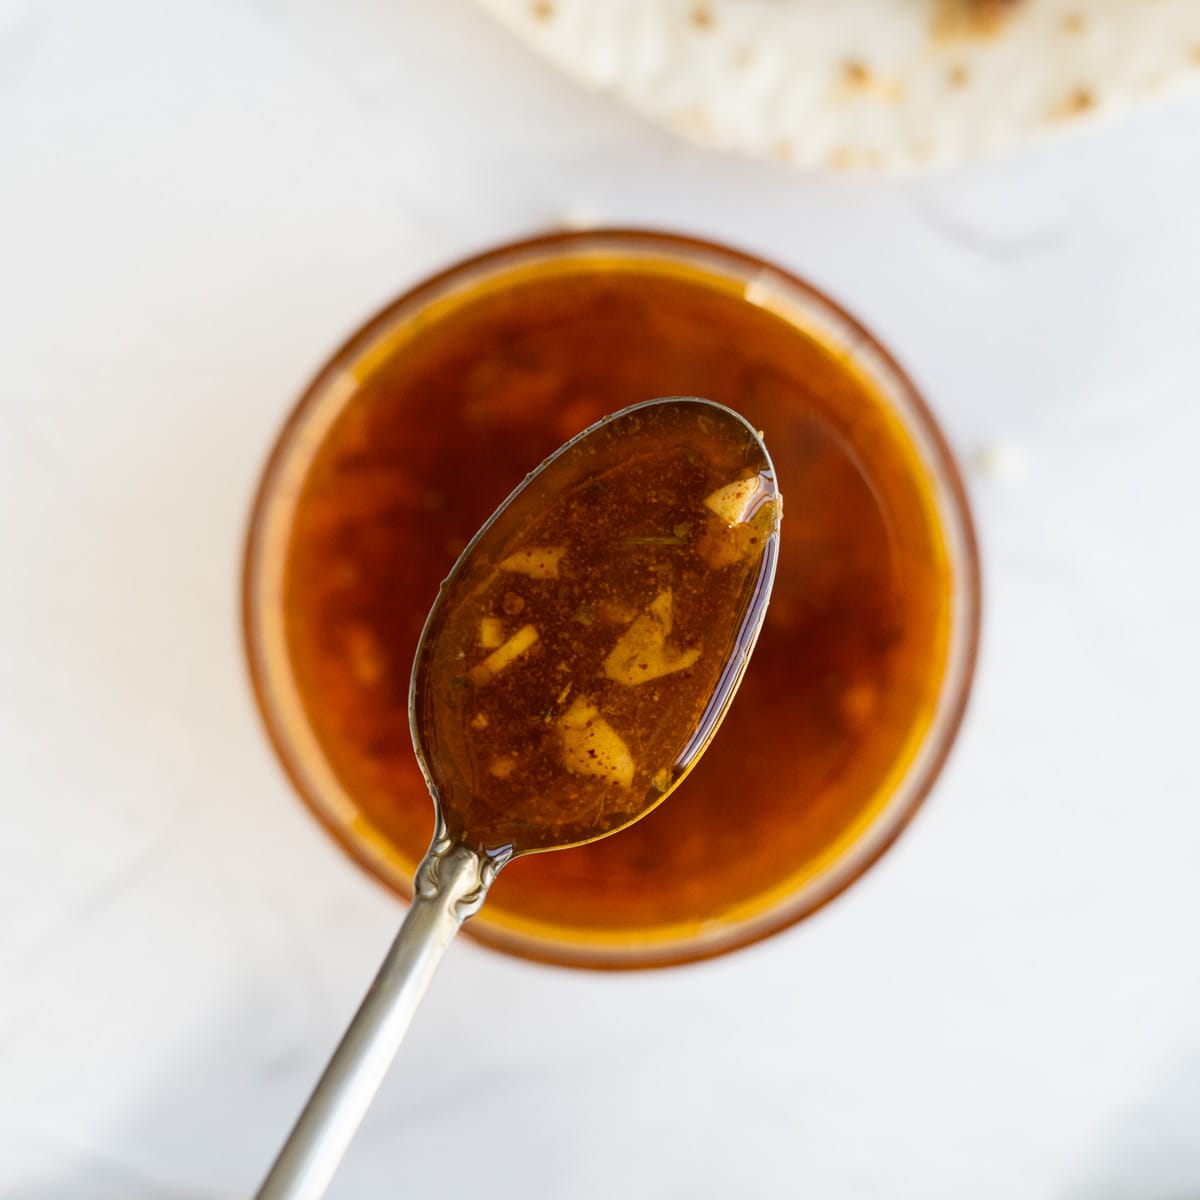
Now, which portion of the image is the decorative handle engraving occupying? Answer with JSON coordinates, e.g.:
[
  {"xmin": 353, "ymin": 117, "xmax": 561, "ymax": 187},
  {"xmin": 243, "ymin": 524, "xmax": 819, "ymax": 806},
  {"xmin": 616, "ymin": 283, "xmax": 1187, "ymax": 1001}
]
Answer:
[{"xmin": 414, "ymin": 823, "xmax": 507, "ymax": 919}]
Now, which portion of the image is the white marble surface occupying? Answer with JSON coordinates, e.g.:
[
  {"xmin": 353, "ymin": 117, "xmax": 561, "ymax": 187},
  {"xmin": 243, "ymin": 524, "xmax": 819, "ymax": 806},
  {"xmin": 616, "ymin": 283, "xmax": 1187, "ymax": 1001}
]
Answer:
[{"xmin": 3, "ymin": 2, "xmax": 1199, "ymax": 1197}]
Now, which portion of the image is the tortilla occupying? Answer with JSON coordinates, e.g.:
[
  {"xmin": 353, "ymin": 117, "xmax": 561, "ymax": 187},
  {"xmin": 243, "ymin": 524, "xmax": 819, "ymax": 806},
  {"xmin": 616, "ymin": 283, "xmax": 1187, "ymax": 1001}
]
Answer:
[{"xmin": 476, "ymin": 0, "xmax": 1200, "ymax": 170}]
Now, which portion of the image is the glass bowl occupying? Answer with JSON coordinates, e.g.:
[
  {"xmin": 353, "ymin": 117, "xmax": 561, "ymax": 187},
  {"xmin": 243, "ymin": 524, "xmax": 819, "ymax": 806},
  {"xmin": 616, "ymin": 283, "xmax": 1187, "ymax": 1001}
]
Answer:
[{"xmin": 243, "ymin": 229, "xmax": 980, "ymax": 969}]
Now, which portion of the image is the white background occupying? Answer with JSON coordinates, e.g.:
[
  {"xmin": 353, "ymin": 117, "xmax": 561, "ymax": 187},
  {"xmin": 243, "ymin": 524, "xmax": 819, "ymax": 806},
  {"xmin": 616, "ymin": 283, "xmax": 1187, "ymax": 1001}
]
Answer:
[{"xmin": 2, "ymin": 1, "xmax": 1199, "ymax": 1197}]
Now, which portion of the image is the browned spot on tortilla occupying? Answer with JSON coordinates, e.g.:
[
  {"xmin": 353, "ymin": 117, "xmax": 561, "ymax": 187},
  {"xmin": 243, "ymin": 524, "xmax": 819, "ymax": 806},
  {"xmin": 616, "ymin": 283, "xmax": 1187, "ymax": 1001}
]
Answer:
[
  {"xmin": 734, "ymin": 44, "xmax": 755, "ymax": 68},
  {"xmin": 772, "ymin": 139, "xmax": 795, "ymax": 162},
  {"xmin": 933, "ymin": 0, "xmax": 1022, "ymax": 40},
  {"xmin": 841, "ymin": 59, "xmax": 905, "ymax": 102},
  {"xmin": 530, "ymin": 0, "xmax": 555, "ymax": 20},
  {"xmin": 826, "ymin": 146, "xmax": 858, "ymax": 171},
  {"xmin": 1192, "ymin": 45, "xmax": 1200, "ymax": 64},
  {"xmin": 842, "ymin": 60, "xmax": 872, "ymax": 88},
  {"xmin": 947, "ymin": 63, "xmax": 971, "ymax": 88},
  {"xmin": 1052, "ymin": 86, "xmax": 1096, "ymax": 119},
  {"xmin": 1061, "ymin": 11, "xmax": 1087, "ymax": 34},
  {"xmin": 690, "ymin": 2, "xmax": 714, "ymax": 30}
]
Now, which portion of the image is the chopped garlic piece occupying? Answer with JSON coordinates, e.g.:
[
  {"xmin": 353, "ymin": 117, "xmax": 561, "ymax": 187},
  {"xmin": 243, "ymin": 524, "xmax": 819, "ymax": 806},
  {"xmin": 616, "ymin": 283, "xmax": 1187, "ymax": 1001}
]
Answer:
[
  {"xmin": 478, "ymin": 616, "xmax": 504, "ymax": 649},
  {"xmin": 647, "ymin": 591, "xmax": 672, "ymax": 623},
  {"xmin": 489, "ymin": 754, "xmax": 517, "ymax": 779},
  {"xmin": 603, "ymin": 590, "xmax": 701, "ymax": 686},
  {"xmin": 470, "ymin": 712, "xmax": 489, "ymax": 730},
  {"xmin": 703, "ymin": 475, "xmax": 766, "ymax": 525},
  {"xmin": 557, "ymin": 697, "xmax": 634, "ymax": 788},
  {"xmin": 468, "ymin": 624, "xmax": 539, "ymax": 685},
  {"xmin": 499, "ymin": 546, "xmax": 565, "ymax": 579},
  {"xmin": 697, "ymin": 496, "xmax": 780, "ymax": 569}
]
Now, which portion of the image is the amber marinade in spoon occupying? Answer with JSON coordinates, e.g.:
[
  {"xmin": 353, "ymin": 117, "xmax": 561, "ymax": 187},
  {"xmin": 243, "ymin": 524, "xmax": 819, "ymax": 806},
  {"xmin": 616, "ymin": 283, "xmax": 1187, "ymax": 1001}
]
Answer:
[{"xmin": 411, "ymin": 397, "xmax": 780, "ymax": 857}]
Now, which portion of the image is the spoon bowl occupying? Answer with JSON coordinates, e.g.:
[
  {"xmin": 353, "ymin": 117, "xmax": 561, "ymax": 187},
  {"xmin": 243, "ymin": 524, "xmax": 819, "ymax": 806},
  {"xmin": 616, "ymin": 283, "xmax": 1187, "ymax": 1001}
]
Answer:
[{"xmin": 412, "ymin": 396, "xmax": 780, "ymax": 859}]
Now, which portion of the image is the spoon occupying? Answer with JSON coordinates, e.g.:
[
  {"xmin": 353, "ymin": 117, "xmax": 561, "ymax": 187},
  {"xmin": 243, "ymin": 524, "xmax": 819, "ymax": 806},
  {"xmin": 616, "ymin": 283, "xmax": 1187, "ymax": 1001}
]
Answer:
[{"xmin": 256, "ymin": 397, "xmax": 782, "ymax": 1199}]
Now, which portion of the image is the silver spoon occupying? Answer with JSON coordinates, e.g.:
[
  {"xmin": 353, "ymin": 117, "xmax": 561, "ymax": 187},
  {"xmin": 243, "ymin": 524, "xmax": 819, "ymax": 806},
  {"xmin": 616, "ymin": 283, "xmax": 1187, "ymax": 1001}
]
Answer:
[{"xmin": 256, "ymin": 397, "xmax": 781, "ymax": 1199}]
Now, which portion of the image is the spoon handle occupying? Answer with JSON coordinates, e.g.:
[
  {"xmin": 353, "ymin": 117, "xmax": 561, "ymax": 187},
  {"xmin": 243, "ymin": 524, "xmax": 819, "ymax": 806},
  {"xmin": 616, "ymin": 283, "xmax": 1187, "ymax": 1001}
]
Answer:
[{"xmin": 256, "ymin": 839, "xmax": 495, "ymax": 1200}]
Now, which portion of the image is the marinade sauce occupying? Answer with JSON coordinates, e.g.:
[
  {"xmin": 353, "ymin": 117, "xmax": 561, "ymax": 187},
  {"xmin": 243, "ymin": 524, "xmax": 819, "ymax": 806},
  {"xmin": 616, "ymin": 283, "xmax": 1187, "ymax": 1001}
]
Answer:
[
  {"xmin": 410, "ymin": 399, "xmax": 779, "ymax": 857},
  {"xmin": 281, "ymin": 256, "xmax": 953, "ymax": 949}
]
